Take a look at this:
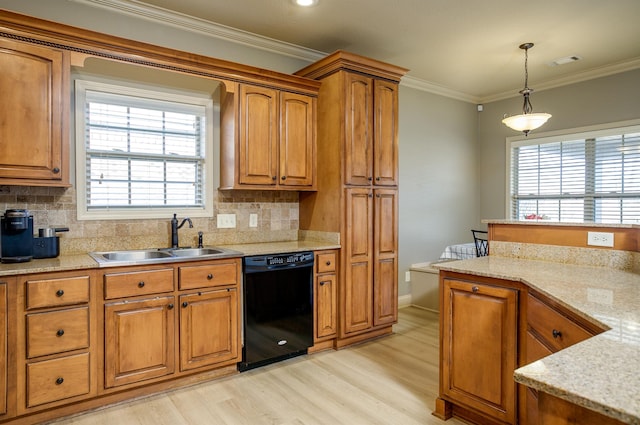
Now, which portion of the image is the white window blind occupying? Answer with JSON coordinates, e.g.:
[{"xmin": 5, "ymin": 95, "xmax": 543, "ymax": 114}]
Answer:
[
  {"xmin": 75, "ymin": 80, "xmax": 214, "ymax": 220},
  {"xmin": 510, "ymin": 125, "xmax": 640, "ymax": 223}
]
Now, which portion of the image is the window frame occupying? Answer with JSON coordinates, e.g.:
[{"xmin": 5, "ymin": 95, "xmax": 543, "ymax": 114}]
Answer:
[
  {"xmin": 505, "ymin": 119, "xmax": 640, "ymax": 223},
  {"xmin": 75, "ymin": 79, "xmax": 215, "ymax": 220}
]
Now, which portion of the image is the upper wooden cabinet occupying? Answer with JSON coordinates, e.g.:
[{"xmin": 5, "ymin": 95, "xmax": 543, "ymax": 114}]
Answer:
[
  {"xmin": 0, "ymin": 38, "xmax": 69, "ymax": 186},
  {"xmin": 297, "ymin": 51, "xmax": 405, "ymax": 189},
  {"xmin": 220, "ymin": 83, "xmax": 317, "ymax": 190},
  {"xmin": 343, "ymin": 74, "xmax": 399, "ymax": 186}
]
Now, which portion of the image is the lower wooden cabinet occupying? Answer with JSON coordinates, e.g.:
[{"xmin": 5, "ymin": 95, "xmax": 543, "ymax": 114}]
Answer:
[
  {"xmin": 179, "ymin": 289, "xmax": 239, "ymax": 371},
  {"xmin": 314, "ymin": 251, "xmax": 338, "ymax": 341},
  {"xmin": 12, "ymin": 271, "xmax": 97, "ymax": 418},
  {"xmin": 103, "ymin": 258, "xmax": 242, "ymax": 389},
  {"xmin": 104, "ymin": 296, "xmax": 176, "ymax": 388},
  {"xmin": 437, "ymin": 276, "xmax": 519, "ymax": 425},
  {"xmin": 436, "ymin": 273, "xmax": 607, "ymax": 425}
]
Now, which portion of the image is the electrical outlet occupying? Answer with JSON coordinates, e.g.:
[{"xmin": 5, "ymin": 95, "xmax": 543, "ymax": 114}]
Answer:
[
  {"xmin": 249, "ymin": 213, "xmax": 258, "ymax": 228},
  {"xmin": 217, "ymin": 213, "xmax": 236, "ymax": 229},
  {"xmin": 587, "ymin": 231, "xmax": 614, "ymax": 247},
  {"xmin": 405, "ymin": 271, "xmax": 411, "ymax": 282}
]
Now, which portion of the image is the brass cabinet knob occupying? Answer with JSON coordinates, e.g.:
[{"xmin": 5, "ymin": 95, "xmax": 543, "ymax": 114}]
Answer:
[{"xmin": 472, "ymin": 286, "xmax": 479, "ymax": 293}]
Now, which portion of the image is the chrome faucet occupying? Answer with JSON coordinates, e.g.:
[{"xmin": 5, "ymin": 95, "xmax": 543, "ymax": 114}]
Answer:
[{"xmin": 170, "ymin": 214, "xmax": 193, "ymax": 248}]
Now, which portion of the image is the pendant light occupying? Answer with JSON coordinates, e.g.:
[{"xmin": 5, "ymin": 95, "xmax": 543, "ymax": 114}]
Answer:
[{"xmin": 502, "ymin": 43, "xmax": 551, "ymax": 136}]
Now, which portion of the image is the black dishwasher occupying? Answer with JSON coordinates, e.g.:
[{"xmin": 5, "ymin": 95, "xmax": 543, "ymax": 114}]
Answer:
[{"xmin": 239, "ymin": 251, "xmax": 314, "ymax": 371}]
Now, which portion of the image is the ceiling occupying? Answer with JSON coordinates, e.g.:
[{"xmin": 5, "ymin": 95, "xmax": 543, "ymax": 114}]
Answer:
[{"xmin": 85, "ymin": 0, "xmax": 640, "ymax": 103}]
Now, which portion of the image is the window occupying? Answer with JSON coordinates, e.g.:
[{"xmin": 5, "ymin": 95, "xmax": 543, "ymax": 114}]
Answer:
[
  {"xmin": 508, "ymin": 121, "xmax": 640, "ymax": 223},
  {"xmin": 75, "ymin": 80, "xmax": 214, "ymax": 220}
]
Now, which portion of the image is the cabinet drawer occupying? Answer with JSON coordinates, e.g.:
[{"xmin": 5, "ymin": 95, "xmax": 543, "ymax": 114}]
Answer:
[
  {"xmin": 104, "ymin": 268, "xmax": 173, "ymax": 299},
  {"xmin": 316, "ymin": 252, "xmax": 336, "ymax": 273},
  {"xmin": 26, "ymin": 353, "xmax": 90, "ymax": 407},
  {"xmin": 179, "ymin": 261, "xmax": 238, "ymax": 290},
  {"xmin": 26, "ymin": 276, "xmax": 90, "ymax": 309},
  {"xmin": 26, "ymin": 307, "xmax": 89, "ymax": 358},
  {"xmin": 527, "ymin": 294, "xmax": 593, "ymax": 352},
  {"xmin": 525, "ymin": 330, "xmax": 553, "ymax": 364}
]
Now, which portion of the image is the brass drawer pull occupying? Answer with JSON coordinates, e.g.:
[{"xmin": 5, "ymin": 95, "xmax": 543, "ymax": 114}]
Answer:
[{"xmin": 472, "ymin": 286, "xmax": 479, "ymax": 293}]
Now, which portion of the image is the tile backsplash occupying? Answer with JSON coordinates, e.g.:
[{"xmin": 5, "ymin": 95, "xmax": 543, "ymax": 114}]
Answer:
[{"xmin": 0, "ymin": 185, "xmax": 299, "ymax": 254}]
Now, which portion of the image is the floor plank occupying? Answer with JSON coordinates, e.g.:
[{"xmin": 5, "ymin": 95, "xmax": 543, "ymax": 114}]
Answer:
[{"xmin": 53, "ymin": 307, "xmax": 464, "ymax": 425}]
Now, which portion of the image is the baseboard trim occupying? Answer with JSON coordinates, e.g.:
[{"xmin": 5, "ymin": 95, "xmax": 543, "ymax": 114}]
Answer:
[{"xmin": 398, "ymin": 294, "xmax": 412, "ymax": 308}]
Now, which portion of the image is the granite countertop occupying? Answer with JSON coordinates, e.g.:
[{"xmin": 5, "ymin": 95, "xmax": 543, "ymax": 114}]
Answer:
[
  {"xmin": 435, "ymin": 256, "xmax": 640, "ymax": 424},
  {"xmin": 0, "ymin": 240, "xmax": 341, "ymax": 276}
]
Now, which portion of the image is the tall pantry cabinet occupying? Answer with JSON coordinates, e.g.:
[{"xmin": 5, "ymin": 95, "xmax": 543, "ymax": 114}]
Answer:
[{"xmin": 296, "ymin": 51, "xmax": 408, "ymax": 347}]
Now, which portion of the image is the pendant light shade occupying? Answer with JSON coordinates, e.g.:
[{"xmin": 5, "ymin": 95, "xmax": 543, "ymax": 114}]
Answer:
[{"xmin": 502, "ymin": 43, "xmax": 551, "ymax": 136}]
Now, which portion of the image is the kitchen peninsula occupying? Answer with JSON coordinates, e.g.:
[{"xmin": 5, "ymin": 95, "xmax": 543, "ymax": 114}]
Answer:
[{"xmin": 434, "ymin": 220, "xmax": 640, "ymax": 425}]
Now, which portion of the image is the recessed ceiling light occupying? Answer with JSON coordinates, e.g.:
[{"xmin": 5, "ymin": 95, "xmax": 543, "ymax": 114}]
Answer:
[
  {"xmin": 548, "ymin": 55, "xmax": 582, "ymax": 67},
  {"xmin": 294, "ymin": 0, "xmax": 318, "ymax": 6}
]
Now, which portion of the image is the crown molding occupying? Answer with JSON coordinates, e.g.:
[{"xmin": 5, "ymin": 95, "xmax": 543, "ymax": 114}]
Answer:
[
  {"xmin": 480, "ymin": 56, "xmax": 640, "ymax": 104},
  {"xmin": 400, "ymin": 76, "xmax": 480, "ymax": 103},
  {"xmin": 69, "ymin": 0, "xmax": 327, "ymax": 62}
]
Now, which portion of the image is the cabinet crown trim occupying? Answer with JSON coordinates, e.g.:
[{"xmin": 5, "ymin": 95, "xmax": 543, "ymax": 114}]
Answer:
[{"xmin": 295, "ymin": 50, "xmax": 409, "ymax": 82}]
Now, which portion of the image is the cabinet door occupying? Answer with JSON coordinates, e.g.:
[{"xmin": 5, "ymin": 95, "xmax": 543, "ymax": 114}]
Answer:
[
  {"xmin": 344, "ymin": 73, "xmax": 373, "ymax": 186},
  {"xmin": 104, "ymin": 297, "xmax": 175, "ymax": 388},
  {"xmin": 0, "ymin": 283, "xmax": 5, "ymax": 415},
  {"xmin": 342, "ymin": 188, "xmax": 373, "ymax": 335},
  {"xmin": 373, "ymin": 80, "xmax": 399, "ymax": 186},
  {"xmin": 315, "ymin": 273, "xmax": 337, "ymax": 340},
  {"xmin": 441, "ymin": 278, "xmax": 518, "ymax": 424},
  {"xmin": 0, "ymin": 38, "xmax": 68, "ymax": 185},
  {"xmin": 238, "ymin": 84, "xmax": 278, "ymax": 186},
  {"xmin": 179, "ymin": 289, "xmax": 238, "ymax": 372},
  {"xmin": 373, "ymin": 189, "xmax": 398, "ymax": 326},
  {"xmin": 279, "ymin": 92, "xmax": 315, "ymax": 187}
]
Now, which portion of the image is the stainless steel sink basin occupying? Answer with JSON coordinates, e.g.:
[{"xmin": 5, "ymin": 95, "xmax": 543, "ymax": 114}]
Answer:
[
  {"xmin": 89, "ymin": 246, "xmax": 242, "ymax": 267},
  {"xmin": 168, "ymin": 248, "xmax": 225, "ymax": 257},
  {"xmin": 101, "ymin": 250, "xmax": 174, "ymax": 262}
]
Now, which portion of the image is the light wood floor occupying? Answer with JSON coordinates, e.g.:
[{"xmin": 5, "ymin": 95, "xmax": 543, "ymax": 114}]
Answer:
[{"xmin": 53, "ymin": 307, "xmax": 464, "ymax": 425}]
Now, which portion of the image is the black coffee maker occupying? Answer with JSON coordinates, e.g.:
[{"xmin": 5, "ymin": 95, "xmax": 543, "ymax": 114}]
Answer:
[{"xmin": 1, "ymin": 209, "xmax": 34, "ymax": 263}]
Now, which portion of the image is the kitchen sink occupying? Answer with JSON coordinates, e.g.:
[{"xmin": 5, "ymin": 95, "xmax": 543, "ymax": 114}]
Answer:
[{"xmin": 89, "ymin": 246, "xmax": 243, "ymax": 267}]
